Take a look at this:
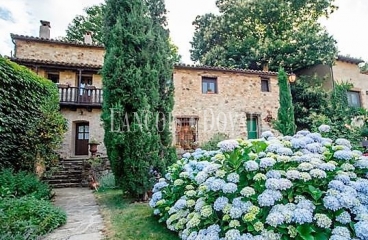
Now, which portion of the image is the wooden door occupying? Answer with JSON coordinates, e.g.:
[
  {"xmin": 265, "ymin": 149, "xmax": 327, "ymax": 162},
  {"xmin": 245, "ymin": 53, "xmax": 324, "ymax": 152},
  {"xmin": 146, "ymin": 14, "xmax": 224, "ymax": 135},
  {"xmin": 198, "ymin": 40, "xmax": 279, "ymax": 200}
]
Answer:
[
  {"xmin": 247, "ymin": 117, "xmax": 258, "ymax": 139},
  {"xmin": 75, "ymin": 122, "xmax": 89, "ymax": 155}
]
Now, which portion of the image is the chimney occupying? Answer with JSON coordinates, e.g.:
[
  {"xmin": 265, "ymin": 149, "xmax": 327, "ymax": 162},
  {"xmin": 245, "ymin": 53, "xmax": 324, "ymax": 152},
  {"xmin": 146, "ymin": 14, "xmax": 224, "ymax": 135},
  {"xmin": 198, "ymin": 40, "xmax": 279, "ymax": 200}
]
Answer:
[
  {"xmin": 39, "ymin": 20, "xmax": 51, "ymax": 39},
  {"xmin": 84, "ymin": 31, "xmax": 92, "ymax": 44}
]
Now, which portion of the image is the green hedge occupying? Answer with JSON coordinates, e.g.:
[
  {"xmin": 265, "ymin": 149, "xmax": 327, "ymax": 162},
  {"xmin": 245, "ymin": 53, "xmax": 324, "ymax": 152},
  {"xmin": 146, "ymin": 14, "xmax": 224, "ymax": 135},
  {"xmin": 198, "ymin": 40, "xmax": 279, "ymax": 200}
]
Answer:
[{"xmin": 0, "ymin": 57, "xmax": 66, "ymax": 171}]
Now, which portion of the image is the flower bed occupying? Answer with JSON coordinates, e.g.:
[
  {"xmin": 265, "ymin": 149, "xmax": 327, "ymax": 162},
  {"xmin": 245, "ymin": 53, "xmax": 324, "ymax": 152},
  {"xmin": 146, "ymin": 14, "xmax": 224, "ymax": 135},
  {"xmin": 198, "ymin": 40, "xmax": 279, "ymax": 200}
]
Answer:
[{"xmin": 150, "ymin": 126, "xmax": 368, "ymax": 239}]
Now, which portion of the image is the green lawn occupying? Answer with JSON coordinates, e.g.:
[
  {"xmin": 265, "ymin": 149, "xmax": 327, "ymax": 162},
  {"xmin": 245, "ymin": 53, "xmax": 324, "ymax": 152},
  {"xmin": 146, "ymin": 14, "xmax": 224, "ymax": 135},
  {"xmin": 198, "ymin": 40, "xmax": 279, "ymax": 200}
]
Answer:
[{"xmin": 95, "ymin": 190, "xmax": 179, "ymax": 240}]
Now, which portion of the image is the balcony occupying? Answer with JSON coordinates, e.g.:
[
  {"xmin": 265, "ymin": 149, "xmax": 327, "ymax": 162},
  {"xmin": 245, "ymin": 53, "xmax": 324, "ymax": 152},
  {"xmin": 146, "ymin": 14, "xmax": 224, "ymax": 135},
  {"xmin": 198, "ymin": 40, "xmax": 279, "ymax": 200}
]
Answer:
[{"xmin": 58, "ymin": 85, "xmax": 103, "ymax": 108}]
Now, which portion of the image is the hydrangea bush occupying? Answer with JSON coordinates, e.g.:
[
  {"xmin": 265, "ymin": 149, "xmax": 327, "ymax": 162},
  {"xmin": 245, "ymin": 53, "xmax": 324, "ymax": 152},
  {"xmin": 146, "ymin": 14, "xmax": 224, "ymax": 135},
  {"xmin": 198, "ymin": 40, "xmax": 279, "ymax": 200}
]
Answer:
[{"xmin": 150, "ymin": 126, "xmax": 368, "ymax": 240}]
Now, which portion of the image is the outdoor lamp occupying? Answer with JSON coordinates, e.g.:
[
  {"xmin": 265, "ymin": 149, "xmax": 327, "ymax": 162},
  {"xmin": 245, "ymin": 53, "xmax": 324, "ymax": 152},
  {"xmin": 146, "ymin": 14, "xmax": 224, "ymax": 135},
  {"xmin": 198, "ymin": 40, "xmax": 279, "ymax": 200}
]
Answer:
[{"xmin": 288, "ymin": 73, "xmax": 296, "ymax": 83}]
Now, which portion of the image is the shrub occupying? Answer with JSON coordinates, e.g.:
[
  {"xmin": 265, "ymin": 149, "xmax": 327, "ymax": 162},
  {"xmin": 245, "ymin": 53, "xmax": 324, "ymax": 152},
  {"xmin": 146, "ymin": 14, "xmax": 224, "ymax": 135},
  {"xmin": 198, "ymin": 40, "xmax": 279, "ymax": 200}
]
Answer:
[
  {"xmin": 0, "ymin": 57, "xmax": 66, "ymax": 171},
  {"xmin": 200, "ymin": 133, "xmax": 229, "ymax": 151},
  {"xmin": 150, "ymin": 127, "xmax": 368, "ymax": 239},
  {"xmin": 0, "ymin": 169, "xmax": 52, "ymax": 200},
  {"xmin": 98, "ymin": 172, "xmax": 117, "ymax": 192},
  {"xmin": 0, "ymin": 196, "xmax": 66, "ymax": 238}
]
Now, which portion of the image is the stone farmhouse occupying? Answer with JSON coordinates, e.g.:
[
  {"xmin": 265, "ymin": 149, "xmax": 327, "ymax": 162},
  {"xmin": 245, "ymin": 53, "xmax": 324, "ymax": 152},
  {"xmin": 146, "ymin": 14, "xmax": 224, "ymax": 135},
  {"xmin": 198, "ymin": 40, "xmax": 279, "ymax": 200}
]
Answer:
[
  {"xmin": 10, "ymin": 21, "xmax": 280, "ymax": 158},
  {"xmin": 299, "ymin": 55, "xmax": 368, "ymax": 109}
]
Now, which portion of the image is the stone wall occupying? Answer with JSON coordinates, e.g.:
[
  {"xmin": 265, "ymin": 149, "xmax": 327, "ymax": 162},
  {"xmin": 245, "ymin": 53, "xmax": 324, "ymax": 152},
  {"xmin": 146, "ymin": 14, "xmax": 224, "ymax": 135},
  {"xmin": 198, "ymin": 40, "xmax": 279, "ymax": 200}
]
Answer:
[
  {"xmin": 59, "ymin": 108, "xmax": 106, "ymax": 159},
  {"xmin": 332, "ymin": 61, "xmax": 368, "ymax": 109},
  {"xmin": 172, "ymin": 67, "xmax": 280, "ymax": 145},
  {"xmin": 14, "ymin": 39, "xmax": 104, "ymax": 65}
]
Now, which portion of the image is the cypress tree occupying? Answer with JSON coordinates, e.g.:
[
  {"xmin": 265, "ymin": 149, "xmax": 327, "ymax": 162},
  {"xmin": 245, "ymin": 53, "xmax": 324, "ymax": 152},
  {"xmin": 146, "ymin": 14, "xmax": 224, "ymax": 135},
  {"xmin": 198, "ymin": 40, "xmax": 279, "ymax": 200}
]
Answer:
[
  {"xmin": 145, "ymin": 0, "xmax": 176, "ymax": 171},
  {"xmin": 274, "ymin": 67, "xmax": 296, "ymax": 136},
  {"xmin": 102, "ymin": 0, "xmax": 161, "ymax": 198}
]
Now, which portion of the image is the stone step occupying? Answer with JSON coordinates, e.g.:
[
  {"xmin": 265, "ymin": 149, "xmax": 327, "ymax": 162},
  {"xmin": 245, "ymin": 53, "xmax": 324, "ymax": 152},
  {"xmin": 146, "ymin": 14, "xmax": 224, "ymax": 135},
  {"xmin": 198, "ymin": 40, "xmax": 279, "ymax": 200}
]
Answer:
[
  {"xmin": 45, "ymin": 174, "xmax": 83, "ymax": 180},
  {"xmin": 46, "ymin": 178, "xmax": 82, "ymax": 184},
  {"xmin": 51, "ymin": 182, "xmax": 83, "ymax": 188}
]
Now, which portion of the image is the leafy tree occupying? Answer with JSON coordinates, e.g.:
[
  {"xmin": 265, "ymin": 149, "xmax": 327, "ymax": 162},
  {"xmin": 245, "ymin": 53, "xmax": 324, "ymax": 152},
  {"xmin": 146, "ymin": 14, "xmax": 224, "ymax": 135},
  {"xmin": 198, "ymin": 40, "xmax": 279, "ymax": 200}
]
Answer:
[
  {"xmin": 64, "ymin": 3, "xmax": 181, "ymax": 62},
  {"xmin": 102, "ymin": 0, "xmax": 169, "ymax": 198},
  {"xmin": 290, "ymin": 76, "xmax": 329, "ymax": 130},
  {"xmin": 273, "ymin": 68, "xmax": 296, "ymax": 135},
  {"xmin": 191, "ymin": 0, "xmax": 338, "ymax": 71},
  {"xmin": 0, "ymin": 57, "xmax": 66, "ymax": 171},
  {"xmin": 64, "ymin": 4, "xmax": 105, "ymax": 44}
]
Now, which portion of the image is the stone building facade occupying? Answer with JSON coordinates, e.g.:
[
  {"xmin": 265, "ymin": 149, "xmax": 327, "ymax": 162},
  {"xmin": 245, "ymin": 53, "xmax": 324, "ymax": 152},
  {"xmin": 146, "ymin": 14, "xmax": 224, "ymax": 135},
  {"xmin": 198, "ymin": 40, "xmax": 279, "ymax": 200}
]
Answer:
[
  {"xmin": 10, "ymin": 21, "xmax": 280, "ymax": 157},
  {"xmin": 172, "ymin": 65, "xmax": 279, "ymax": 149},
  {"xmin": 10, "ymin": 22, "xmax": 106, "ymax": 159},
  {"xmin": 298, "ymin": 55, "xmax": 368, "ymax": 109}
]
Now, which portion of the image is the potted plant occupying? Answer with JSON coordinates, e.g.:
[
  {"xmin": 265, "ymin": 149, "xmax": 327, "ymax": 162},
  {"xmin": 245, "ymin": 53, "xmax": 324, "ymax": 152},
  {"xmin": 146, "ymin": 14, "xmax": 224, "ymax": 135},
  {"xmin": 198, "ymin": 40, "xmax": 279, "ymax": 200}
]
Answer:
[
  {"xmin": 207, "ymin": 88, "xmax": 214, "ymax": 94},
  {"xmin": 89, "ymin": 137, "xmax": 100, "ymax": 157}
]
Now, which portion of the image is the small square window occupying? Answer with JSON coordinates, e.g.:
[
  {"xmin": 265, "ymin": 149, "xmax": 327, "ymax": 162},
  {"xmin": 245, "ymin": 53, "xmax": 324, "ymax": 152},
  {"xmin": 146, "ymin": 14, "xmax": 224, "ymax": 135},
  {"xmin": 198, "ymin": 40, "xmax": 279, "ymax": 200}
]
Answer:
[
  {"xmin": 347, "ymin": 90, "xmax": 361, "ymax": 107},
  {"xmin": 202, "ymin": 77, "xmax": 218, "ymax": 94},
  {"xmin": 47, "ymin": 72, "xmax": 59, "ymax": 83},
  {"xmin": 261, "ymin": 78, "xmax": 270, "ymax": 92}
]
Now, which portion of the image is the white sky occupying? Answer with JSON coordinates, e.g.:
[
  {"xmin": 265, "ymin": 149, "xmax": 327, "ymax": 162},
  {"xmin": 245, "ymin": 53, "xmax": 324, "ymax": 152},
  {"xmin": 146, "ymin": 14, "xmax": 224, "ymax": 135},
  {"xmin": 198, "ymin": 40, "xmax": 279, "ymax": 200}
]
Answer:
[{"xmin": 0, "ymin": 0, "xmax": 367, "ymax": 63}]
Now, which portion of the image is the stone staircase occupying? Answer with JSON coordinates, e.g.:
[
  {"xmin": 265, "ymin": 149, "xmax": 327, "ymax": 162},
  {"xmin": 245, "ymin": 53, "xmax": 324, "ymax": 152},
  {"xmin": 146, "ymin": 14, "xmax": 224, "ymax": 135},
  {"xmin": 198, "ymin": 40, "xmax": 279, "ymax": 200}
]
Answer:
[{"xmin": 43, "ymin": 159, "xmax": 86, "ymax": 188}]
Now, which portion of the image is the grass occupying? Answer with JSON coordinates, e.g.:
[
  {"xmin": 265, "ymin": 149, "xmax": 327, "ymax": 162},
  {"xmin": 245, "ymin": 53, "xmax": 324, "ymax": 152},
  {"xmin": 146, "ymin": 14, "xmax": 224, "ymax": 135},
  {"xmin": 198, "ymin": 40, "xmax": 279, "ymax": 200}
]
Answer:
[{"xmin": 95, "ymin": 189, "xmax": 180, "ymax": 240}]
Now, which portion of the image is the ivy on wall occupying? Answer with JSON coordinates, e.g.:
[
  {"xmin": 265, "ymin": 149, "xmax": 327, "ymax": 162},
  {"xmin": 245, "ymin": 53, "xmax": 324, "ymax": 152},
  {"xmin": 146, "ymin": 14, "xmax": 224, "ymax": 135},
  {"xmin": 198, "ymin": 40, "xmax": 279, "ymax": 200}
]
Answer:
[{"xmin": 0, "ymin": 57, "xmax": 66, "ymax": 171}]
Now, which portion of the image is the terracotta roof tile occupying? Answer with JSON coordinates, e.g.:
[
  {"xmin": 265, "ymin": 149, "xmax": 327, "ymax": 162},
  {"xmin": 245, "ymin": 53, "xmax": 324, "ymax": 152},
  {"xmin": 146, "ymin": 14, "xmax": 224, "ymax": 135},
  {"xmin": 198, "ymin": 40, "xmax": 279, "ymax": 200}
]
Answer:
[
  {"xmin": 10, "ymin": 33, "xmax": 104, "ymax": 49},
  {"xmin": 9, "ymin": 57, "xmax": 102, "ymax": 69},
  {"xmin": 174, "ymin": 63, "xmax": 278, "ymax": 76},
  {"xmin": 337, "ymin": 55, "xmax": 364, "ymax": 64}
]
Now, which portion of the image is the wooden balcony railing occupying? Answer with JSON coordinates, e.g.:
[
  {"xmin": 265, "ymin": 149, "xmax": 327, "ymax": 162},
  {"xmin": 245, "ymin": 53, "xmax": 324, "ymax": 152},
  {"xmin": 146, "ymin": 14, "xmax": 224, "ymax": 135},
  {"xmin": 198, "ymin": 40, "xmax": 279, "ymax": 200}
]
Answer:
[{"xmin": 58, "ymin": 85, "xmax": 103, "ymax": 107}]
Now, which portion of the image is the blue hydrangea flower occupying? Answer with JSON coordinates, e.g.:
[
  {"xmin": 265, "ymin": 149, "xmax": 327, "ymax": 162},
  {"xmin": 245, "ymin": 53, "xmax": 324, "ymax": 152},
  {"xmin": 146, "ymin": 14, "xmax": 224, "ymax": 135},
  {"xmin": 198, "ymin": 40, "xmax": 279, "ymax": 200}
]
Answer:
[
  {"xmin": 266, "ymin": 170, "xmax": 282, "ymax": 179},
  {"xmin": 222, "ymin": 183, "xmax": 237, "ymax": 194},
  {"xmin": 152, "ymin": 181, "xmax": 168, "ymax": 193},
  {"xmin": 265, "ymin": 143, "xmax": 284, "ymax": 153},
  {"xmin": 258, "ymin": 191, "xmax": 276, "ymax": 207},
  {"xmin": 334, "ymin": 150, "xmax": 354, "ymax": 161},
  {"xmin": 332, "ymin": 226, "xmax": 351, "ymax": 238},
  {"xmin": 276, "ymin": 147, "xmax": 293, "ymax": 156},
  {"xmin": 354, "ymin": 221, "xmax": 368, "ymax": 239},
  {"xmin": 328, "ymin": 180, "xmax": 345, "ymax": 191},
  {"xmin": 195, "ymin": 172, "xmax": 208, "ymax": 184},
  {"xmin": 290, "ymin": 138, "xmax": 307, "ymax": 149},
  {"xmin": 266, "ymin": 212, "xmax": 285, "ymax": 227},
  {"xmin": 318, "ymin": 124, "xmax": 331, "ymax": 133},
  {"xmin": 259, "ymin": 157, "xmax": 276, "ymax": 168},
  {"xmin": 356, "ymin": 159, "xmax": 368, "ymax": 169},
  {"xmin": 209, "ymin": 178, "xmax": 226, "ymax": 191},
  {"xmin": 319, "ymin": 162, "xmax": 336, "ymax": 171},
  {"xmin": 310, "ymin": 169, "xmax": 327, "ymax": 179},
  {"xmin": 306, "ymin": 133, "xmax": 322, "ymax": 142},
  {"xmin": 335, "ymin": 138, "xmax": 352, "ymax": 149},
  {"xmin": 227, "ymin": 172, "xmax": 240, "ymax": 183},
  {"xmin": 286, "ymin": 170, "xmax": 301, "ymax": 180},
  {"xmin": 297, "ymin": 130, "xmax": 311, "ymax": 136},
  {"xmin": 323, "ymin": 195, "xmax": 341, "ymax": 211},
  {"xmin": 261, "ymin": 131, "xmax": 274, "ymax": 139},
  {"xmin": 182, "ymin": 152, "xmax": 191, "ymax": 159},
  {"xmin": 225, "ymin": 229, "xmax": 241, "ymax": 240},
  {"xmin": 229, "ymin": 207, "xmax": 243, "ymax": 219},
  {"xmin": 336, "ymin": 211, "xmax": 351, "ymax": 224},
  {"xmin": 218, "ymin": 140, "xmax": 239, "ymax": 152},
  {"xmin": 244, "ymin": 160, "xmax": 259, "ymax": 171},
  {"xmin": 213, "ymin": 196, "xmax": 229, "ymax": 211},
  {"xmin": 306, "ymin": 143, "xmax": 322, "ymax": 153},
  {"xmin": 173, "ymin": 199, "xmax": 187, "ymax": 210},
  {"xmin": 292, "ymin": 208, "xmax": 313, "ymax": 224},
  {"xmin": 335, "ymin": 174, "xmax": 351, "ymax": 184}
]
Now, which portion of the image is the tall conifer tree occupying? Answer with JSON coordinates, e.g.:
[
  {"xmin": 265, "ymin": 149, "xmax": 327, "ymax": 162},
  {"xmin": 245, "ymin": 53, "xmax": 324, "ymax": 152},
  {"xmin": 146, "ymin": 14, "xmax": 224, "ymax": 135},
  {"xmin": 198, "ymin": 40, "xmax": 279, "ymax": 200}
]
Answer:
[
  {"xmin": 102, "ymin": 0, "xmax": 161, "ymax": 198},
  {"xmin": 274, "ymin": 68, "xmax": 296, "ymax": 136},
  {"xmin": 145, "ymin": 0, "xmax": 176, "ymax": 171}
]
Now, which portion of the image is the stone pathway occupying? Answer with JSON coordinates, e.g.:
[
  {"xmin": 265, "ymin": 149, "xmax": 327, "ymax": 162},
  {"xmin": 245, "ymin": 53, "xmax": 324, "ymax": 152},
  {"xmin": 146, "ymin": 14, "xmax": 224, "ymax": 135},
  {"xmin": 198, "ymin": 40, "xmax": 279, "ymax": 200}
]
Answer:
[{"xmin": 42, "ymin": 188, "xmax": 105, "ymax": 240}]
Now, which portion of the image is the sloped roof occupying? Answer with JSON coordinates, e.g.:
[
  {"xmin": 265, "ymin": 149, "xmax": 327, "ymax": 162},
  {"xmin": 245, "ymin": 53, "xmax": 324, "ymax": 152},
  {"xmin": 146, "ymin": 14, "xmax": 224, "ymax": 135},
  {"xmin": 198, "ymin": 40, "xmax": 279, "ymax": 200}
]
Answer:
[
  {"xmin": 337, "ymin": 55, "xmax": 364, "ymax": 64},
  {"xmin": 174, "ymin": 63, "xmax": 278, "ymax": 76},
  {"xmin": 10, "ymin": 34, "xmax": 104, "ymax": 49},
  {"xmin": 9, "ymin": 57, "xmax": 102, "ymax": 70}
]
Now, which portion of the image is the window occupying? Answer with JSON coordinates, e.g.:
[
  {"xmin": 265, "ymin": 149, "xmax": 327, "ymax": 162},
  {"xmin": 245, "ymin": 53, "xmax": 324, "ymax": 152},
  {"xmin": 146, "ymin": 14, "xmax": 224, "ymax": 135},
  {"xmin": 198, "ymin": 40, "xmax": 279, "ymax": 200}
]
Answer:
[
  {"xmin": 247, "ymin": 115, "xmax": 259, "ymax": 139},
  {"xmin": 202, "ymin": 77, "xmax": 218, "ymax": 94},
  {"xmin": 347, "ymin": 91, "xmax": 361, "ymax": 107},
  {"xmin": 81, "ymin": 75, "xmax": 93, "ymax": 85},
  {"xmin": 261, "ymin": 77, "xmax": 270, "ymax": 92},
  {"xmin": 175, "ymin": 117, "xmax": 199, "ymax": 149},
  {"xmin": 47, "ymin": 72, "xmax": 59, "ymax": 83}
]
